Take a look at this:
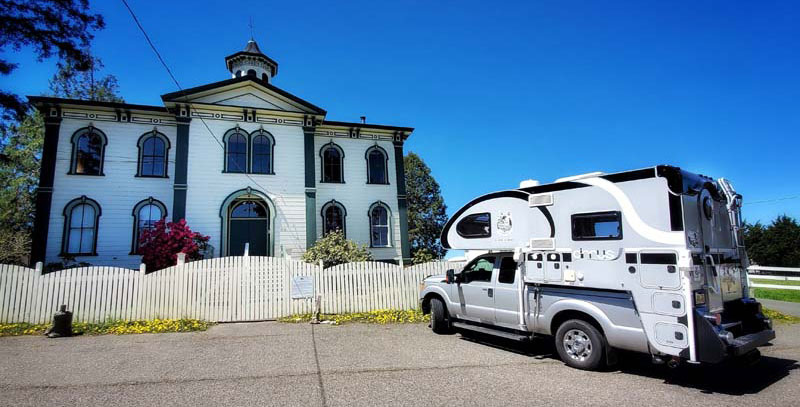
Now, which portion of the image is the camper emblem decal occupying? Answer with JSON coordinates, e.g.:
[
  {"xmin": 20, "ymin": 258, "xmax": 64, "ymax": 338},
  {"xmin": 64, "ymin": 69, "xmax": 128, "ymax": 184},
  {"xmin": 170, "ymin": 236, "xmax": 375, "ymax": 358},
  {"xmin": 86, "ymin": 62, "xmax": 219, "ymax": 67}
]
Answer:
[{"xmin": 497, "ymin": 212, "xmax": 513, "ymax": 235}]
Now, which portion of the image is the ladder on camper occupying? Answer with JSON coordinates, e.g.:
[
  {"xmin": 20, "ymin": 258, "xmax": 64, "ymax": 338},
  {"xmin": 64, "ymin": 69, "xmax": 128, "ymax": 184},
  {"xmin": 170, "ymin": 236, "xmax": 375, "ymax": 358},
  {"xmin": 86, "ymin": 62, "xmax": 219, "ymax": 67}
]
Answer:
[{"xmin": 718, "ymin": 178, "xmax": 751, "ymax": 294}]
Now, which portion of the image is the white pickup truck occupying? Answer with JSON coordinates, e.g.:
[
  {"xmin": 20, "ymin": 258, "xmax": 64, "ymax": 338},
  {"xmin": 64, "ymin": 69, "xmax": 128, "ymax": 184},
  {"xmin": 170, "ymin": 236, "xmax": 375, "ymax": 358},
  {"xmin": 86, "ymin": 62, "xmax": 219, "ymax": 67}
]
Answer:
[{"xmin": 419, "ymin": 166, "xmax": 775, "ymax": 370}]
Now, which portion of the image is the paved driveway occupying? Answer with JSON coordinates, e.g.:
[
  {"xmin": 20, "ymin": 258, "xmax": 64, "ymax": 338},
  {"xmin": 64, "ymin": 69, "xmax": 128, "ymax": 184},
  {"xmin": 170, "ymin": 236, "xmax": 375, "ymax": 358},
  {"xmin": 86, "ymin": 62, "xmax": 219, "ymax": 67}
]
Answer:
[{"xmin": 1, "ymin": 322, "xmax": 799, "ymax": 406}]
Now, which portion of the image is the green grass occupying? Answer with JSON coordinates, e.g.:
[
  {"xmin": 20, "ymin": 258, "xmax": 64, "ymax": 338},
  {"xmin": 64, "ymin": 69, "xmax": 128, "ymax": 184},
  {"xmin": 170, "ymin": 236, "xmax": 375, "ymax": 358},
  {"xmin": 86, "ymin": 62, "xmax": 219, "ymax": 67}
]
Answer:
[
  {"xmin": 279, "ymin": 309, "xmax": 429, "ymax": 325},
  {"xmin": 753, "ymin": 287, "xmax": 800, "ymax": 303},
  {"xmin": 763, "ymin": 308, "xmax": 800, "ymax": 324},
  {"xmin": 751, "ymin": 278, "xmax": 800, "ymax": 287},
  {"xmin": 0, "ymin": 319, "xmax": 213, "ymax": 337}
]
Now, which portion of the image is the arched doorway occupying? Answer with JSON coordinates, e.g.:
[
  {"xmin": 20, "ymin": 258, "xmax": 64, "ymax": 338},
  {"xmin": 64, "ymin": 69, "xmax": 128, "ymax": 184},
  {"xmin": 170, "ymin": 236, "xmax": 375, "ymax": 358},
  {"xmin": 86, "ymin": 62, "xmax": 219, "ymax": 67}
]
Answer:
[
  {"xmin": 220, "ymin": 188, "xmax": 275, "ymax": 257},
  {"xmin": 228, "ymin": 199, "xmax": 269, "ymax": 256}
]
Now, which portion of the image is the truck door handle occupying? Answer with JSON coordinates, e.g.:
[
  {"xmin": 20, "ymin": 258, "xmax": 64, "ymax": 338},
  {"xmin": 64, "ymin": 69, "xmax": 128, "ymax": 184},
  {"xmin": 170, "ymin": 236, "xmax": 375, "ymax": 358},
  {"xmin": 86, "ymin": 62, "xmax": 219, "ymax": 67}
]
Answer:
[{"xmin": 484, "ymin": 288, "xmax": 493, "ymax": 298}]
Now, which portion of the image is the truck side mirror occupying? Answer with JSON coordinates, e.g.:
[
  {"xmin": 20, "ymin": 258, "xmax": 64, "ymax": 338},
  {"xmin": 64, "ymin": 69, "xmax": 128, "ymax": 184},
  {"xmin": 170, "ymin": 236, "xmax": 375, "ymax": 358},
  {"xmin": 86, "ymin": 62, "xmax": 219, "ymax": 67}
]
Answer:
[{"xmin": 446, "ymin": 269, "xmax": 455, "ymax": 284}]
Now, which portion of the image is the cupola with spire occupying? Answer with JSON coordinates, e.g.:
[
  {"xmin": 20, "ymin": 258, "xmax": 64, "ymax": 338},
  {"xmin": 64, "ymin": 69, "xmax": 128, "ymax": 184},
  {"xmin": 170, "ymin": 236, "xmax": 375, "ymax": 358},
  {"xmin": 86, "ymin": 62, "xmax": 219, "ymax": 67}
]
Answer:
[{"xmin": 225, "ymin": 38, "xmax": 278, "ymax": 83}]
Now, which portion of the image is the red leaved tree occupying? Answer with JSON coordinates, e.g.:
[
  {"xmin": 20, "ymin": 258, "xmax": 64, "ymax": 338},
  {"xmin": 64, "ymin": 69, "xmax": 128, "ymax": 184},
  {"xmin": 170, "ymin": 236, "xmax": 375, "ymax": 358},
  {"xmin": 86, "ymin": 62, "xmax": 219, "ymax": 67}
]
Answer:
[{"xmin": 138, "ymin": 219, "xmax": 210, "ymax": 272}]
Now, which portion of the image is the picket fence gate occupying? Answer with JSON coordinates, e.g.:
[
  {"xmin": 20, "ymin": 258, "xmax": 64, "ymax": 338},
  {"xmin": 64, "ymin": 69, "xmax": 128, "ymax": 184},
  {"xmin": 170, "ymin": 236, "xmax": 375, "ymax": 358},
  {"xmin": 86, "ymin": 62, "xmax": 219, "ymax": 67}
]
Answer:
[{"xmin": 0, "ymin": 258, "xmax": 462, "ymax": 324}]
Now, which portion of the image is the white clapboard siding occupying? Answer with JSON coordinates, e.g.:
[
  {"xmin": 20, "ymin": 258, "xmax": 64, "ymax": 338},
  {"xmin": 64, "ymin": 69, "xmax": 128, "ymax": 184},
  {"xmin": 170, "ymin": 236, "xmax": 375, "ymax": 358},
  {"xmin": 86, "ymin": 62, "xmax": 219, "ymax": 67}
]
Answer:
[{"xmin": 0, "ymin": 259, "xmax": 459, "ymax": 323}]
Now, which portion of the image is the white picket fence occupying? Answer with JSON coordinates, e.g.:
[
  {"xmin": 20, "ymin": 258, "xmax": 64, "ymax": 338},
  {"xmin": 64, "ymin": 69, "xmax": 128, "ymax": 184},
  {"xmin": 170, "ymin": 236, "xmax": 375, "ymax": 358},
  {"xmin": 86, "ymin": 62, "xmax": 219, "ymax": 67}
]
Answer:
[{"xmin": 0, "ymin": 257, "xmax": 462, "ymax": 324}]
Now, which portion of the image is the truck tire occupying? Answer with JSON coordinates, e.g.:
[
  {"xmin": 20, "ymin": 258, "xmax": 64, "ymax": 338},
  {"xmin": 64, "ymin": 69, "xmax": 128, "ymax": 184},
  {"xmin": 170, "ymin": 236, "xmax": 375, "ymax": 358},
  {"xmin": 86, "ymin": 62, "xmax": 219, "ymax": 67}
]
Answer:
[
  {"xmin": 554, "ymin": 319, "xmax": 605, "ymax": 371},
  {"xmin": 430, "ymin": 297, "xmax": 451, "ymax": 334}
]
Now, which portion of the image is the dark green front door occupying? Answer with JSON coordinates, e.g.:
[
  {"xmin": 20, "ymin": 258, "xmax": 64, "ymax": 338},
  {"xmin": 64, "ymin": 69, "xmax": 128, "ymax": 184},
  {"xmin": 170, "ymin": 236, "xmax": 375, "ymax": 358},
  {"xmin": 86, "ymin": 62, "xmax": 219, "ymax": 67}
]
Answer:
[
  {"xmin": 229, "ymin": 219, "xmax": 268, "ymax": 256},
  {"xmin": 228, "ymin": 200, "xmax": 269, "ymax": 256}
]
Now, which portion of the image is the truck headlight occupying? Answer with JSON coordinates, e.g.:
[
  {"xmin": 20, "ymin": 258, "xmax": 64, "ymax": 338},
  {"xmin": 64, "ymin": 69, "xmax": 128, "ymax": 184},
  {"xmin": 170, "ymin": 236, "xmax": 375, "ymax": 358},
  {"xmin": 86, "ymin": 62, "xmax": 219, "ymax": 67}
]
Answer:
[{"xmin": 719, "ymin": 330, "xmax": 734, "ymax": 344}]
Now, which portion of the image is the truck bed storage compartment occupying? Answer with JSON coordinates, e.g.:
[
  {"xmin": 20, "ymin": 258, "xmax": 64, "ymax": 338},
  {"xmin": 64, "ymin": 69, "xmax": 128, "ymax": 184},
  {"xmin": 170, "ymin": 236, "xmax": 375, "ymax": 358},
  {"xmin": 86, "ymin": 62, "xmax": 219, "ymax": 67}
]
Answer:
[
  {"xmin": 525, "ymin": 253, "xmax": 544, "ymax": 281},
  {"xmin": 654, "ymin": 322, "xmax": 688, "ymax": 348},
  {"xmin": 545, "ymin": 253, "xmax": 563, "ymax": 282},
  {"xmin": 639, "ymin": 252, "xmax": 680, "ymax": 289},
  {"xmin": 652, "ymin": 292, "xmax": 685, "ymax": 317}
]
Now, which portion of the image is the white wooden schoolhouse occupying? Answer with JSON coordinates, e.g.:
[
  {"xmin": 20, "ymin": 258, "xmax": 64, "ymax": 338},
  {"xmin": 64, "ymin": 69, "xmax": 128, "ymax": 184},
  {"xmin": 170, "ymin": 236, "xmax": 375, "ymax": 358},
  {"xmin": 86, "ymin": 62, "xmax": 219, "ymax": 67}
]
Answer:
[{"xmin": 28, "ymin": 39, "xmax": 413, "ymax": 268}]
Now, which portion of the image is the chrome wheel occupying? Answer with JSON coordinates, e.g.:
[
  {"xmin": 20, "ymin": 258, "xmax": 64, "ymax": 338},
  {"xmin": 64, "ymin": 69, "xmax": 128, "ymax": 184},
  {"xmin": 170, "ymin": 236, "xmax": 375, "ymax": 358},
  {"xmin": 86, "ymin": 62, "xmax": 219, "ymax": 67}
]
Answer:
[{"xmin": 563, "ymin": 329, "xmax": 593, "ymax": 361}]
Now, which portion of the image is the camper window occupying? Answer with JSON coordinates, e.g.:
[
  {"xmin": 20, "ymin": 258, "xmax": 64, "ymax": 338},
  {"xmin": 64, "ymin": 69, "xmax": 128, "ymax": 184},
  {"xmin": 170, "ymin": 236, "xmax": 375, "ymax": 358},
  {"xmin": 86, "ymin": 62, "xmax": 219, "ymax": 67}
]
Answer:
[
  {"xmin": 640, "ymin": 253, "xmax": 677, "ymax": 264},
  {"xmin": 571, "ymin": 211, "xmax": 622, "ymax": 240},
  {"xmin": 456, "ymin": 213, "xmax": 492, "ymax": 238}
]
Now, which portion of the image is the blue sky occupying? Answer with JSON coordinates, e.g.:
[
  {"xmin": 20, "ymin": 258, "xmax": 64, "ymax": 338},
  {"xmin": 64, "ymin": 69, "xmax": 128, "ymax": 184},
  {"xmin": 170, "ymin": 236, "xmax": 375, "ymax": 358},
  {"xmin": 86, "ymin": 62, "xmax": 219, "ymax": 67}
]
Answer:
[{"xmin": 3, "ymin": 1, "xmax": 799, "ymax": 233}]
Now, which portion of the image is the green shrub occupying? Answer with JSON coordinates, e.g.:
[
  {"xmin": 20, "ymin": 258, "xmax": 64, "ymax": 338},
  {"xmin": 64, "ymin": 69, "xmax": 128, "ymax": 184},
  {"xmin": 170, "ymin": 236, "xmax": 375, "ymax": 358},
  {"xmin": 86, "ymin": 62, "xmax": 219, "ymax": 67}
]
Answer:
[{"xmin": 302, "ymin": 230, "xmax": 372, "ymax": 268}]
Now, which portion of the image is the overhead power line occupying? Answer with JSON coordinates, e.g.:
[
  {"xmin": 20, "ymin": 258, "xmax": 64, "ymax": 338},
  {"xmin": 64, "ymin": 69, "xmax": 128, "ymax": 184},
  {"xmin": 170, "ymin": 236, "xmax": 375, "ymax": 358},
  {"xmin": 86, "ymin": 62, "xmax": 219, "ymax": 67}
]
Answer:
[
  {"xmin": 744, "ymin": 194, "xmax": 800, "ymax": 206},
  {"xmin": 120, "ymin": 0, "xmax": 305, "ymax": 251}
]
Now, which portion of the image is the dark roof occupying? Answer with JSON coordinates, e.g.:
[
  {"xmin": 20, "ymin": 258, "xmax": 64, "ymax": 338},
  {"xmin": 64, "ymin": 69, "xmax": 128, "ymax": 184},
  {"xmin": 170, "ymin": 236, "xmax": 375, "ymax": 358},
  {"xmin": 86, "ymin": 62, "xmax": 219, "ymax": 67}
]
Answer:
[
  {"xmin": 26, "ymin": 96, "xmax": 169, "ymax": 113},
  {"xmin": 225, "ymin": 39, "xmax": 279, "ymax": 75},
  {"xmin": 321, "ymin": 120, "xmax": 414, "ymax": 133},
  {"xmin": 160, "ymin": 76, "xmax": 326, "ymax": 115},
  {"xmin": 243, "ymin": 39, "xmax": 262, "ymax": 54}
]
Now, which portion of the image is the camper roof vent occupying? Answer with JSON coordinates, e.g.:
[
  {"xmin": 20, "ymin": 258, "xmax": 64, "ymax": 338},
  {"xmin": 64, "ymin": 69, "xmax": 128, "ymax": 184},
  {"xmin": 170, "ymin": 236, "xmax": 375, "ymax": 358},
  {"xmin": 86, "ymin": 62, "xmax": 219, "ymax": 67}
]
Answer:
[
  {"xmin": 519, "ymin": 179, "xmax": 540, "ymax": 188},
  {"xmin": 555, "ymin": 171, "xmax": 605, "ymax": 183}
]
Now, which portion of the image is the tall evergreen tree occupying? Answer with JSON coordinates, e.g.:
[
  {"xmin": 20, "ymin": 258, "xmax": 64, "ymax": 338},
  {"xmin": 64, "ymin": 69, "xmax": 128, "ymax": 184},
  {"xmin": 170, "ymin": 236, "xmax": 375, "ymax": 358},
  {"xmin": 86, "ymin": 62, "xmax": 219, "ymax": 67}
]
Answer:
[
  {"xmin": 0, "ymin": 0, "xmax": 105, "ymax": 122},
  {"xmin": 404, "ymin": 152, "xmax": 448, "ymax": 263},
  {"xmin": 48, "ymin": 58, "xmax": 123, "ymax": 103},
  {"xmin": 744, "ymin": 215, "xmax": 800, "ymax": 267},
  {"xmin": 0, "ymin": 61, "xmax": 122, "ymax": 264}
]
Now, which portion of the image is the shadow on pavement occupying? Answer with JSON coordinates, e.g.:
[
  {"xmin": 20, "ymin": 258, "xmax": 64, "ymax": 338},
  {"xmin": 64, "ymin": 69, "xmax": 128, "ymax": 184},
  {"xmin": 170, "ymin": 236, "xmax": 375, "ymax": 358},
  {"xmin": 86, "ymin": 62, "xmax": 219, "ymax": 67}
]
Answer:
[
  {"xmin": 456, "ymin": 330, "xmax": 556, "ymax": 360},
  {"xmin": 614, "ymin": 352, "xmax": 798, "ymax": 396},
  {"xmin": 455, "ymin": 330, "xmax": 797, "ymax": 396}
]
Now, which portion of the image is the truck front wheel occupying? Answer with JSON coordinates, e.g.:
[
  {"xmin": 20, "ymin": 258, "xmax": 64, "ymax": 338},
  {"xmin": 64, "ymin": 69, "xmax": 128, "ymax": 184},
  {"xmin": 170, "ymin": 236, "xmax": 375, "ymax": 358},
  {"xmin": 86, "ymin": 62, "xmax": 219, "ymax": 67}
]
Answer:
[
  {"xmin": 430, "ymin": 297, "xmax": 452, "ymax": 334},
  {"xmin": 555, "ymin": 319, "xmax": 605, "ymax": 370}
]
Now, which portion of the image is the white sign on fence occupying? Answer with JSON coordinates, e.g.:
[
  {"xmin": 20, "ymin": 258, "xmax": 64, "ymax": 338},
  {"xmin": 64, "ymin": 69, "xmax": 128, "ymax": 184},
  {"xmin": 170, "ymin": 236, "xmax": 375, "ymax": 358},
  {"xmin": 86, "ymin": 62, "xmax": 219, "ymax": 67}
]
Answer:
[{"xmin": 291, "ymin": 275, "xmax": 314, "ymax": 299}]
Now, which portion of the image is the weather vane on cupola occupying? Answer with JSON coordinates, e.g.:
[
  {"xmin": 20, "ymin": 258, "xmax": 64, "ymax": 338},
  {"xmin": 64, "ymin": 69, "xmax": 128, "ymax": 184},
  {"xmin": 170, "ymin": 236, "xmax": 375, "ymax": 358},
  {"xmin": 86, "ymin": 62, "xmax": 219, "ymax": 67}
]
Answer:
[
  {"xmin": 225, "ymin": 17, "xmax": 279, "ymax": 83},
  {"xmin": 248, "ymin": 17, "xmax": 255, "ymax": 40}
]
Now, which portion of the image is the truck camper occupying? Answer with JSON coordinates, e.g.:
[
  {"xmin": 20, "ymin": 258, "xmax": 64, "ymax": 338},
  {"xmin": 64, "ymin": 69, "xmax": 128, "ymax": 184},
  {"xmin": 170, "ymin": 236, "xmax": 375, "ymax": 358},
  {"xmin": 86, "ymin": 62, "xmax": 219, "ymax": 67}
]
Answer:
[{"xmin": 419, "ymin": 165, "xmax": 774, "ymax": 370}]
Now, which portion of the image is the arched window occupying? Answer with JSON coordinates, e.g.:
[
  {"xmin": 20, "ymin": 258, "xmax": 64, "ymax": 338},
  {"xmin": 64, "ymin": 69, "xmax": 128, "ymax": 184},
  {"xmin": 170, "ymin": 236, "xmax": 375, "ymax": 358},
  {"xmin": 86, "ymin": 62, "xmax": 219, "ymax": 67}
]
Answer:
[
  {"xmin": 137, "ymin": 131, "xmax": 170, "ymax": 177},
  {"xmin": 369, "ymin": 202, "xmax": 391, "ymax": 247},
  {"xmin": 69, "ymin": 127, "xmax": 107, "ymax": 175},
  {"xmin": 321, "ymin": 200, "xmax": 347, "ymax": 237},
  {"xmin": 261, "ymin": 73, "xmax": 269, "ymax": 82},
  {"xmin": 320, "ymin": 142, "xmax": 344, "ymax": 183},
  {"xmin": 247, "ymin": 69, "xmax": 257, "ymax": 77},
  {"xmin": 251, "ymin": 130, "xmax": 274, "ymax": 174},
  {"xmin": 131, "ymin": 198, "xmax": 167, "ymax": 253},
  {"xmin": 365, "ymin": 146, "xmax": 389, "ymax": 184},
  {"xmin": 235, "ymin": 70, "xmax": 243, "ymax": 78},
  {"xmin": 224, "ymin": 129, "xmax": 248, "ymax": 173},
  {"xmin": 62, "ymin": 196, "xmax": 101, "ymax": 255},
  {"xmin": 230, "ymin": 200, "xmax": 268, "ymax": 218}
]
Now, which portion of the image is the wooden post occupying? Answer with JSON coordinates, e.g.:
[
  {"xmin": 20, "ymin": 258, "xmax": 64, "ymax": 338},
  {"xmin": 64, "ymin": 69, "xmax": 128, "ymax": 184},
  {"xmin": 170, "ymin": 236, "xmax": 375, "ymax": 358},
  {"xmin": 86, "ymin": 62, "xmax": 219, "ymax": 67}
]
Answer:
[
  {"xmin": 176, "ymin": 252, "xmax": 186, "ymax": 266},
  {"xmin": 311, "ymin": 294, "xmax": 321, "ymax": 324},
  {"xmin": 139, "ymin": 263, "xmax": 146, "ymax": 274},
  {"xmin": 35, "ymin": 262, "xmax": 43, "ymax": 275}
]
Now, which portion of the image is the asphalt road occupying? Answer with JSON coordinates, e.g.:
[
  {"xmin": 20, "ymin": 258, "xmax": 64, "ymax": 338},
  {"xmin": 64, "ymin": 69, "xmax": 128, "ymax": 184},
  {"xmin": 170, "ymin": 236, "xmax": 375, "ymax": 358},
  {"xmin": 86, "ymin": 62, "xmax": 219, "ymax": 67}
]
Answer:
[{"xmin": 1, "ymin": 321, "xmax": 799, "ymax": 406}]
